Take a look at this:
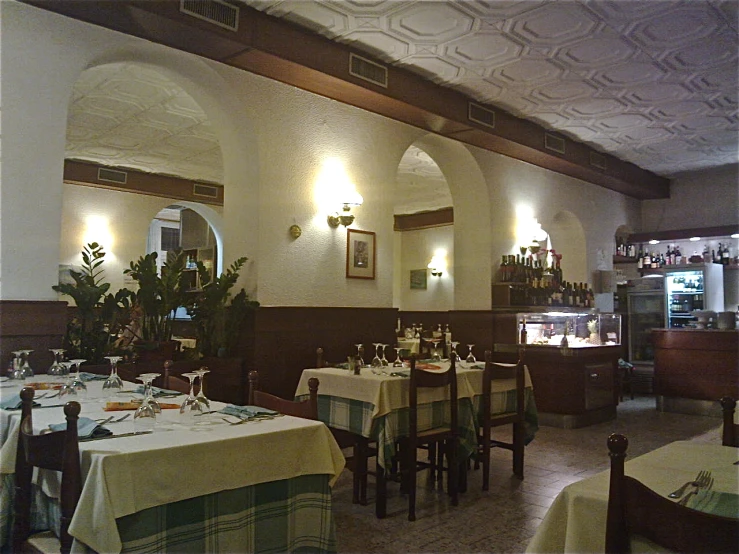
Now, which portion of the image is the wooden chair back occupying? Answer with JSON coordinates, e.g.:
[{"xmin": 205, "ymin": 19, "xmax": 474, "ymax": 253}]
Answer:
[
  {"xmin": 478, "ymin": 350, "xmax": 526, "ymax": 489},
  {"xmin": 248, "ymin": 370, "xmax": 318, "ymax": 419},
  {"xmin": 13, "ymin": 387, "xmax": 82, "ymax": 554},
  {"xmin": 605, "ymin": 433, "xmax": 739, "ymax": 553},
  {"xmin": 162, "ymin": 360, "xmax": 193, "ymax": 395},
  {"xmin": 720, "ymin": 396, "xmax": 738, "ymax": 447}
]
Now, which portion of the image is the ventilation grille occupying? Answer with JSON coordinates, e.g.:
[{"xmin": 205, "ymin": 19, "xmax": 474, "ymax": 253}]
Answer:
[
  {"xmin": 193, "ymin": 183, "xmax": 219, "ymax": 198},
  {"xmin": 180, "ymin": 0, "xmax": 239, "ymax": 32},
  {"xmin": 468, "ymin": 102, "xmax": 496, "ymax": 129},
  {"xmin": 590, "ymin": 151, "xmax": 607, "ymax": 170},
  {"xmin": 349, "ymin": 53, "xmax": 388, "ymax": 88},
  {"xmin": 97, "ymin": 167, "xmax": 128, "ymax": 184},
  {"xmin": 544, "ymin": 133, "xmax": 566, "ymax": 155}
]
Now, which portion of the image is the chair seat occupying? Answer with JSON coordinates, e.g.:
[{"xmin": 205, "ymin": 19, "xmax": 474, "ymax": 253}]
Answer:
[{"xmin": 26, "ymin": 531, "xmax": 61, "ymax": 554}]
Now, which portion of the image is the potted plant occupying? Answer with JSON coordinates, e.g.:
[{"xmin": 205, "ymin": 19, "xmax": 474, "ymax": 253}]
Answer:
[
  {"xmin": 188, "ymin": 257, "xmax": 259, "ymax": 358},
  {"xmin": 52, "ymin": 242, "xmax": 134, "ymax": 364},
  {"xmin": 122, "ymin": 250, "xmax": 191, "ymax": 361}
]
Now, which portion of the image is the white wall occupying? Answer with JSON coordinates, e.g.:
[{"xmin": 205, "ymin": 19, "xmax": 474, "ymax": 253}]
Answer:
[{"xmin": 398, "ymin": 226, "xmax": 454, "ymax": 311}]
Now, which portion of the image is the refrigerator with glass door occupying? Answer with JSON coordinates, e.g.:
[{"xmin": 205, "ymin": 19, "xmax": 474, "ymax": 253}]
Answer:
[{"xmin": 664, "ymin": 263, "xmax": 724, "ymax": 328}]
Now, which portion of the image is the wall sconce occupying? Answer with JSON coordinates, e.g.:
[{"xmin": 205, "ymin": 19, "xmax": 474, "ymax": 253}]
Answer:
[
  {"xmin": 428, "ymin": 251, "xmax": 446, "ymax": 277},
  {"xmin": 327, "ymin": 190, "xmax": 363, "ymax": 228}
]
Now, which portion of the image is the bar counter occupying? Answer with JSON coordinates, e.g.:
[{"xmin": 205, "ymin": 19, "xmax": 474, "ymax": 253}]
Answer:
[{"xmin": 653, "ymin": 328, "xmax": 739, "ymax": 415}]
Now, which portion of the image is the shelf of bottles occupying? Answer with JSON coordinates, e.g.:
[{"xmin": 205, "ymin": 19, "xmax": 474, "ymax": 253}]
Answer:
[
  {"xmin": 614, "ymin": 239, "xmax": 735, "ymax": 270},
  {"xmin": 496, "ymin": 252, "xmax": 594, "ymax": 308}
]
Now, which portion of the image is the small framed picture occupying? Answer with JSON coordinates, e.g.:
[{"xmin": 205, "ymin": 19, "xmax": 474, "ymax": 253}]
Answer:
[
  {"xmin": 410, "ymin": 269, "xmax": 427, "ymax": 290},
  {"xmin": 346, "ymin": 229, "xmax": 376, "ymax": 279}
]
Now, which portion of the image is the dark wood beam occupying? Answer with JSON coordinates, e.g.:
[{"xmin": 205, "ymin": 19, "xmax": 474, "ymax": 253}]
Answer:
[
  {"xmin": 22, "ymin": 0, "xmax": 670, "ymax": 199},
  {"xmin": 629, "ymin": 225, "xmax": 739, "ymax": 243},
  {"xmin": 394, "ymin": 208, "xmax": 454, "ymax": 231}
]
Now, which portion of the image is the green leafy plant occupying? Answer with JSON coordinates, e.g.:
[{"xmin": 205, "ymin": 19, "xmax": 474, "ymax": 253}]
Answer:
[
  {"xmin": 188, "ymin": 257, "xmax": 259, "ymax": 358},
  {"xmin": 123, "ymin": 250, "xmax": 190, "ymax": 344},
  {"xmin": 52, "ymin": 242, "xmax": 134, "ymax": 363}
]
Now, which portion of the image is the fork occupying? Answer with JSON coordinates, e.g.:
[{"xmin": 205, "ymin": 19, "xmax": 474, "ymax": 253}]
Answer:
[
  {"xmin": 678, "ymin": 473, "xmax": 713, "ymax": 506},
  {"xmin": 221, "ymin": 416, "xmax": 247, "ymax": 425},
  {"xmin": 668, "ymin": 470, "xmax": 709, "ymax": 499}
]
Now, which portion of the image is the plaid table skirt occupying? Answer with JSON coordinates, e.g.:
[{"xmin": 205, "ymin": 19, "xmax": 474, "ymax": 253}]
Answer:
[{"xmin": 0, "ymin": 473, "xmax": 336, "ymax": 553}]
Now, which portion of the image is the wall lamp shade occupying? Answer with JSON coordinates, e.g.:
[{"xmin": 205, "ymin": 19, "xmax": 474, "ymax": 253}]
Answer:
[
  {"xmin": 428, "ymin": 252, "xmax": 446, "ymax": 277},
  {"xmin": 327, "ymin": 190, "xmax": 363, "ymax": 228}
]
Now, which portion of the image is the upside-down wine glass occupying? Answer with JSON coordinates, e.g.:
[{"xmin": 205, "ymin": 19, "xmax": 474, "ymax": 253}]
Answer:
[
  {"xmin": 465, "ymin": 344, "xmax": 476, "ymax": 364},
  {"xmin": 194, "ymin": 366, "xmax": 210, "ymax": 410},
  {"xmin": 139, "ymin": 373, "xmax": 162, "ymax": 413},
  {"xmin": 20, "ymin": 350, "xmax": 34, "ymax": 378},
  {"xmin": 9, "ymin": 351, "xmax": 25, "ymax": 380},
  {"xmin": 68, "ymin": 359, "xmax": 88, "ymax": 399},
  {"xmin": 450, "ymin": 342, "xmax": 460, "ymax": 363},
  {"xmin": 134, "ymin": 374, "xmax": 158, "ymax": 433},
  {"xmin": 103, "ymin": 356, "xmax": 124, "ymax": 397},
  {"xmin": 380, "ymin": 344, "xmax": 389, "ymax": 367},
  {"xmin": 371, "ymin": 343, "xmax": 383, "ymax": 367},
  {"xmin": 355, "ymin": 344, "xmax": 365, "ymax": 367},
  {"xmin": 179, "ymin": 372, "xmax": 203, "ymax": 424},
  {"xmin": 58, "ymin": 362, "xmax": 77, "ymax": 400},
  {"xmin": 48, "ymin": 349, "xmax": 67, "ymax": 377},
  {"xmin": 392, "ymin": 347, "xmax": 403, "ymax": 367}
]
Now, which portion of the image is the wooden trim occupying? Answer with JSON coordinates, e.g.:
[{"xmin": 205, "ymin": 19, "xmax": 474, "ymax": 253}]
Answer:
[
  {"xmin": 23, "ymin": 0, "xmax": 670, "ymax": 200},
  {"xmin": 63, "ymin": 160, "xmax": 224, "ymax": 205},
  {"xmin": 629, "ymin": 225, "xmax": 739, "ymax": 243},
  {"xmin": 394, "ymin": 208, "xmax": 454, "ymax": 231}
]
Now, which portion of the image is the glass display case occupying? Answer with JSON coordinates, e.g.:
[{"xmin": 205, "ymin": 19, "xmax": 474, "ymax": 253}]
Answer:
[{"xmin": 517, "ymin": 311, "xmax": 621, "ymax": 348}]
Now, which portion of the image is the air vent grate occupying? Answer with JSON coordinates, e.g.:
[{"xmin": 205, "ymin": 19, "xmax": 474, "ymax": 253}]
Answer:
[
  {"xmin": 180, "ymin": 0, "xmax": 239, "ymax": 32},
  {"xmin": 590, "ymin": 152, "xmax": 607, "ymax": 170},
  {"xmin": 97, "ymin": 167, "xmax": 128, "ymax": 184},
  {"xmin": 193, "ymin": 183, "xmax": 219, "ymax": 198},
  {"xmin": 468, "ymin": 102, "xmax": 496, "ymax": 129},
  {"xmin": 349, "ymin": 53, "xmax": 388, "ymax": 88},
  {"xmin": 544, "ymin": 133, "xmax": 566, "ymax": 155}
]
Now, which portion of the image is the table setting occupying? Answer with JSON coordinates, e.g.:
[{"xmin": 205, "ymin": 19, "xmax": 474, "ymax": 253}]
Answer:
[{"xmin": 1, "ymin": 373, "xmax": 345, "ymax": 553}]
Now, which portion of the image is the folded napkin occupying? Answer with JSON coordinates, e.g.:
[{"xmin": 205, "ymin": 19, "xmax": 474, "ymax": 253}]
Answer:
[
  {"xmin": 331, "ymin": 362, "xmax": 350, "ymax": 370},
  {"xmin": 220, "ymin": 405, "xmax": 278, "ymax": 418},
  {"xmin": 0, "ymin": 393, "xmax": 40, "ymax": 410},
  {"xmin": 687, "ymin": 489, "xmax": 739, "ymax": 518},
  {"xmin": 133, "ymin": 385, "xmax": 182, "ymax": 397},
  {"xmin": 79, "ymin": 372, "xmax": 108, "ymax": 382},
  {"xmin": 50, "ymin": 416, "xmax": 112, "ymax": 439},
  {"xmin": 469, "ymin": 364, "xmax": 485, "ymax": 370},
  {"xmin": 104, "ymin": 401, "xmax": 180, "ymax": 411},
  {"xmin": 389, "ymin": 370, "xmax": 410, "ymax": 378}
]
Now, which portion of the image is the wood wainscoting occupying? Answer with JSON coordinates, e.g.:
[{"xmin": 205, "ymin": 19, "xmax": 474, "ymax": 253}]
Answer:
[{"xmin": 0, "ymin": 300, "xmax": 67, "ymax": 373}]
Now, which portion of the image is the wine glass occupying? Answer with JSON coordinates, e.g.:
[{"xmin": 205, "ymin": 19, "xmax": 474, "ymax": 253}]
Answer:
[
  {"xmin": 371, "ymin": 343, "xmax": 383, "ymax": 367},
  {"xmin": 179, "ymin": 372, "xmax": 203, "ymax": 424},
  {"xmin": 9, "ymin": 351, "xmax": 25, "ymax": 380},
  {"xmin": 134, "ymin": 375, "xmax": 157, "ymax": 433},
  {"xmin": 392, "ymin": 347, "xmax": 403, "ymax": 367},
  {"xmin": 194, "ymin": 366, "xmax": 210, "ymax": 410},
  {"xmin": 449, "ymin": 342, "xmax": 460, "ymax": 363},
  {"xmin": 58, "ymin": 362, "xmax": 77, "ymax": 400},
  {"xmin": 355, "ymin": 344, "xmax": 365, "ymax": 367},
  {"xmin": 48, "ymin": 349, "xmax": 67, "ymax": 376},
  {"xmin": 465, "ymin": 344, "xmax": 476, "ymax": 364},
  {"xmin": 68, "ymin": 359, "xmax": 88, "ymax": 399},
  {"xmin": 102, "ymin": 356, "xmax": 124, "ymax": 397},
  {"xmin": 380, "ymin": 344, "xmax": 389, "ymax": 367},
  {"xmin": 20, "ymin": 350, "xmax": 34, "ymax": 378},
  {"xmin": 139, "ymin": 373, "xmax": 162, "ymax": 413}
]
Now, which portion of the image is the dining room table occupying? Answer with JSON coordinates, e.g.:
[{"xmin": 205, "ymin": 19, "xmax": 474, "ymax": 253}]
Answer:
[
  {"xmin": 0, "ymin": 373, "xmax": 345, "ymax": 553},
  {"xmin": 294, "ymin": 359, "xmax": 538, "ymax": 473},
  {"xmin": 525, "ymin": 440, "xmax": 739, "ymax": 553}
]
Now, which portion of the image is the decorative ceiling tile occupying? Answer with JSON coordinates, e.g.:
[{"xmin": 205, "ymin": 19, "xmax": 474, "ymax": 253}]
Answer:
[
  {"xmin": 508, "ymin": 3, "xmax": 599, "ymax": 46},
  {"xmin": 443, "ymin": 31, "xmax": 523, "ymax": 67},
  {"xmin": 389, "ymin": 2, "xmax": 474, "ymax": 42}
]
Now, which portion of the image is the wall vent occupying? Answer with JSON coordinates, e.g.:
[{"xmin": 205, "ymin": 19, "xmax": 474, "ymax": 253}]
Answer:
[
  {"xmin": 544, "ymin": 133, "xmax": 566, "ymax": 155},
  {"xmin": 180, "ymin": 0, "xmax": 239, "ymax": 32},
  {"xmin": 468, "ymin": 102, "xmax": 496, "ymax": 129},
  {"xmin": 590, "ymin": 151, "xmax": 607, "ymax": 170},
  {"xmin": 97, "ymin": 167, "xmax": 128, "ymax": 185},
  {"xmin": 349, "ymin": 53, "xmax": 388, "ymax": 88},
  {"xmin": 193, "ymin": 183, "xmax": 219, "ymax": 198}
]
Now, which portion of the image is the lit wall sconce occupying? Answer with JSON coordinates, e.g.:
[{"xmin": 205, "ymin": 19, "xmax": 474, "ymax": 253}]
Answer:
[
  {"xmin": 428, "ymin": 250, "xmax": 447, "ymax": 277},
  {"xmin": 327, "ymin": 190, "xmax": 363, "ymax": 228}
]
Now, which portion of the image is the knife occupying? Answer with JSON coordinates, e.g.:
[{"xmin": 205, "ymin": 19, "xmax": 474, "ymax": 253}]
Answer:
[{"xmin": 80, "ymin": 430, "xmax": 153, "ymax": 442}]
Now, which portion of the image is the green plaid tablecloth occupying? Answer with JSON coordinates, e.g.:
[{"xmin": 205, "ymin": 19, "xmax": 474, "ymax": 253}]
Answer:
[{"xmin": 0, "ymin": 473, "xmax": 336, "ymax": 553}]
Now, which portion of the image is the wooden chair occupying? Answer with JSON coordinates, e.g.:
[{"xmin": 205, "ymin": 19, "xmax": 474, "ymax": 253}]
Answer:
[
  {"xmin": 13, "ymin": 387, "xmax": 82, "ymax": 554},
  {"xmin": 398, "ymin": 355, "xmax": 460, "ymax": 521},
  {"xmin": 162, "ymin": 360, "xmax": 193, "ymax": 395},
  {"xmin": 605, "ymin": 433, "xmax": 739, "ymax": 553},
  {"xmin": 720, "ymin": 396, "xmax": 738, "ymax": 447},
  {"xmin": 248, "ymin": 370, "xmax": 318, "ymax": 419},
  {"xmin": 477, "ymin": 350, "xmax": 526, "ymax": 490}
]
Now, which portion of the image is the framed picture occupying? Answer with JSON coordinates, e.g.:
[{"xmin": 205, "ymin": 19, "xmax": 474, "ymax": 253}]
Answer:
[
  {"xmin": 410, "ymin": 269, "xmax": 427, "ymax": 290},
  {"xmin": 346, "ymin": 229, "xmax": 376, "ymax": 279}
]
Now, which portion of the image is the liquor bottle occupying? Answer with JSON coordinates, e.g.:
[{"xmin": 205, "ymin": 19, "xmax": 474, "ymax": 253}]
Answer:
[{"xmin": 722, "ymin": 243, "xmax": 730, "ymax": 265}]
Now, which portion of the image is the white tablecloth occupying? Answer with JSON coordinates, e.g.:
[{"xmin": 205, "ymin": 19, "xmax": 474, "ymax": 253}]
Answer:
[
  {"xmin": 0, "ymin": 376, "xmax": 345, "ymax": 553},
  {"xmin": 526, "ymin": 441, "xmax": 739, "ymax": 553}
]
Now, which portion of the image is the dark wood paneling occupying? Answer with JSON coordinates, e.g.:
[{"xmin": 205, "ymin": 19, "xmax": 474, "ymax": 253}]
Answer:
[
  {"xmin": 0, "ymin": 301, "xmax": 67, "ymax": 375},
  {"xmin": 448, "ymin": 311, "xmax": 495, "ymax": 356},
  {"xmin": 630, "ymin": 225, "xmax": 739, "ymax": 244},
  {"xmin": 394, "ymin": 208, "xmax": 454, "ymax": 231}
]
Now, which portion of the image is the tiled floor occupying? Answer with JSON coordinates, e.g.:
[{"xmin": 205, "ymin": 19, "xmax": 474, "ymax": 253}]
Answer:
[{"xmin": 330, "ymin": 395, "xmax": 724, "ymax": 553}]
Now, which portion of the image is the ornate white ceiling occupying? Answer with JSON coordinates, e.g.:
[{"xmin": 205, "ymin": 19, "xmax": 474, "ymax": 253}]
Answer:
[{"xmin": 65, "ymin": 0, "xmax": 738, "ymax": 214}]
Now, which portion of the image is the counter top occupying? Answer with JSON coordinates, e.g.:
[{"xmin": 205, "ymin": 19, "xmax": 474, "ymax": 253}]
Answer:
[{"xmin": 653, "ymin": 328, "xmax": 738, "ymax": 333}]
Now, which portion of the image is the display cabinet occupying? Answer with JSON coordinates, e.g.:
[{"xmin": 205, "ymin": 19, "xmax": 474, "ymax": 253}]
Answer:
[{"xmin": 518, "ymin": 311, "xmax": 621, "ymax": 348}]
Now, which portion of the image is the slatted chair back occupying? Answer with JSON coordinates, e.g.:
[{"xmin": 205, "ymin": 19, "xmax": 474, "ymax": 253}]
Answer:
[
  {"xmin": 478, "ymin": 350, "xmax": 526, "ymax": 490},
  {"xmin": 720, "ymin": 396, "xmax": 738, "ymax": 447},
  {"xmin": 13, "ymin": 386, "xmax": 82, "ymax": 554},
  {"xmin": 162, "ymin": 360, "xmax": 193, "ymax": 395},
  {"xmin": 248, "ymin": 370, "xmax": 318, "ymax": 419},
  {"xmin": 605, "ymin": 433, "xmax": 739, "ymax": 554}
]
